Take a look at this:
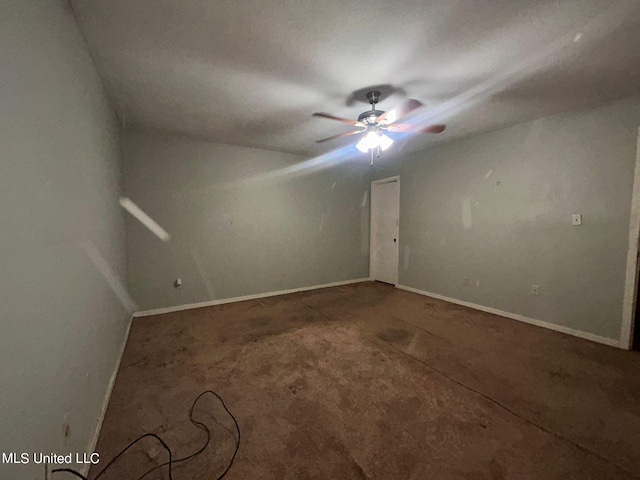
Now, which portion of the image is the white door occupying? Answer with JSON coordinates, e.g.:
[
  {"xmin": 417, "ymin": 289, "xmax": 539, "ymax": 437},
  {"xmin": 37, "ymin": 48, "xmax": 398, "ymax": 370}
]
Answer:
[{"xmin": 370, "ymin": 178, "xmax": 399, "ymax": 284}]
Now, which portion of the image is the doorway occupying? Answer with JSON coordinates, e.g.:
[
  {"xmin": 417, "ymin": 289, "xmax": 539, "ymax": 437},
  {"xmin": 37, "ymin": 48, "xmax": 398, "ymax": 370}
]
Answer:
[
  {"xmin": 622, "ymin": 127, "xmax": 640, "ymax": 350},
  {"xmin": 370, "ymin": 176, "xmax": 400, "ymax": 285}
]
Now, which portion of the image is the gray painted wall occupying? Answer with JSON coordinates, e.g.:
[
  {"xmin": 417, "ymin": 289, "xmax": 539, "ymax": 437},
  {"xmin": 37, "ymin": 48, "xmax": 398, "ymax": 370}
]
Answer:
[
  {"xmin": 123, "ymin": 130, "xmax": 370, "ymax": 311},
  {"xmin": 373, "ymin": 96, "xmax": 640, "ymax": 341},
  {"xmin": 0, "ymin": 1, "xmax": 130, "ymax": 478}
]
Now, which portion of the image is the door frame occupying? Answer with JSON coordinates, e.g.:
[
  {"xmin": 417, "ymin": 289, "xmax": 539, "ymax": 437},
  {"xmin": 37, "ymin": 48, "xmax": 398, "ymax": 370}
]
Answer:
[
  {"xmin": 620, "ymin": 127, "xmax": 640, "ymax": 349},
  {"xmin": 370, "ymin": 175, "xmax": 400, "ymax": 285}
]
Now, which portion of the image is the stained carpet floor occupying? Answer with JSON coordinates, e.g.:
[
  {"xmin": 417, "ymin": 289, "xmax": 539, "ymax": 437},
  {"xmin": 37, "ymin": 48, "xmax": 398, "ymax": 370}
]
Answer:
[{"xmin": 90, "ymin": 282, "xmax": 640, "ymax": 479}]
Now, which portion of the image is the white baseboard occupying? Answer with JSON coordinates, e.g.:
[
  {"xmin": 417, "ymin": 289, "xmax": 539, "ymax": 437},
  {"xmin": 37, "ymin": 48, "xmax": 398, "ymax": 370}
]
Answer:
[
  {"xmin": 396, "ymin": 284, "xmax": 620, "ymax": 348},
  {"xmin": 82, "ymin": 314, "xmax": 133, "ymax": 475},
  {"xmin": 133, "ymin": 278, "xmax": 371, "ymax": 318}
]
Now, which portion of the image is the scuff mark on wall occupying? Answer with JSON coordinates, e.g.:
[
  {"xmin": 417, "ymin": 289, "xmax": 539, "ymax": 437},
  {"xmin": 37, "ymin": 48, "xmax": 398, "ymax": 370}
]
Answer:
[
  {"xmin": 222, "ymin": 212, "xmax": 234, "ymax": 228},
  {"xmin": 403, "ymin": 245, "xmax": 411, "ymax": 270},
  {"xmin": 461, "ymin": 197, "xmax": 473, "ymax": 229},
  {"xmin": 485, "ymin": 170, "xmax": 493, "ymax": 179},
  {"xmin": 320, "ymin": 212, "xmax": 328, "ymax": 232}
]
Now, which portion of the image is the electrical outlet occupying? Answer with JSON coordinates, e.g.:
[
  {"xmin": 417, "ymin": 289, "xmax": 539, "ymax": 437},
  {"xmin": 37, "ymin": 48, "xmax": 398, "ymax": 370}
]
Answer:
[
  {"xmin": 174, "ymin": 278, "xmax": 182, "ymax": 288},
  {"xmin": 463, "ymin": 278, "xmax": 470, "ymax": 286},
  {"xmin": 571, "ymin": 214, "xmax": 582, "ymax": 226},
  {"xmin": 531, "ymin": 285, "xmax": 539, "ymax": 295}
]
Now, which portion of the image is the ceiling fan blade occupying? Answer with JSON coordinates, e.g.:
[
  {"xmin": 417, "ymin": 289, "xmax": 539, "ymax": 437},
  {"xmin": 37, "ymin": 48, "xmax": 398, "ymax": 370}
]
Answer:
[
  {"xmin": 312, "ymin": 112, "xmax": 365, "ymax": 127},
  {"xmin": 316, "ymin": 129, "xmax": 366, "ymax": 143},
  {"xmin": 376, "ymin": 98, "xmax": 423, "ymax": 125},
  {"xmin": 386, "ymin": 124, "xmax": 446, "ymax": 134},
  {"xmin": 420, "ymin": 124, "xmax": 446, "ymax": 134}
]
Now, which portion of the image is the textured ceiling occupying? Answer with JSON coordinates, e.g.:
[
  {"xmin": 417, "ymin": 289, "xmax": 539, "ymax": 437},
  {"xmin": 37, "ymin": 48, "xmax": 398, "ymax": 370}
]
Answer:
[{"xmin": 71, "ymin": 0, "xmax": 640, "ymax": 157}]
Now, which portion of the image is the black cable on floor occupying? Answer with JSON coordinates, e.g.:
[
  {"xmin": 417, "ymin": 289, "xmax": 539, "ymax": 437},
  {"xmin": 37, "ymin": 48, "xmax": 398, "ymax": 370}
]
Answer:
[
  {"xmin": 51, "ymin": 389, "xmax": 240, "ymax": 480},
  {"xmin": 50, "ymin": 468, "xmax": 87, "ymax": 480},
  {"xmin": 135, "ymin": 390, "xmax": 240, "ymax": 480}
]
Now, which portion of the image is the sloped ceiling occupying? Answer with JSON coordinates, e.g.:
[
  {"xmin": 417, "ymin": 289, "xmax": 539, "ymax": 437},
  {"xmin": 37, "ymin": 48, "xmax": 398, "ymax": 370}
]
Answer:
[{"xmin": 71, "ymin": 0, "xmax": 640, "ymax": 157}]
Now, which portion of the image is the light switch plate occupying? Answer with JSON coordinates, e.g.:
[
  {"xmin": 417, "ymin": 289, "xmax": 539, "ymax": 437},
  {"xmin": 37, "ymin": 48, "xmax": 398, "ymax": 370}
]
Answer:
[{"xmin": 571, "ymin": 214, "xmax": 582, "ymax": 226}]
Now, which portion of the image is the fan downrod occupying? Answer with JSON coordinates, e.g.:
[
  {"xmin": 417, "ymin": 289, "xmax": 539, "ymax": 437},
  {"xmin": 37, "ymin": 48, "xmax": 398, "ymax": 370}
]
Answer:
[
  {"xmin": 366, "ymin": 90, "xmax": 381, "ymax": 106},
  {"xmin": 358, "ymin": 90, "xmax": 384, "ymax": 124}
]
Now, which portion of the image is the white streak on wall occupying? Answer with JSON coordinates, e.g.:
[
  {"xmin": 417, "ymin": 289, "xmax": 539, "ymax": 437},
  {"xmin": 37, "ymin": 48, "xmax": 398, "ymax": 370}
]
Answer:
[
  {"xmin": 361, "ymin": 203, "xmax": 369, "ymax": 255},
  {"xmin": 190, "ymin": 248, "xmax": 217, "ymax": 300},
  {"xmin": 485, "ymin": 170, "xmax": 493, "ymax": 179},
  {"xmin": 404, "ymin": 245, "xmax": 411, "ymax": 270},
  {"xmin": 461, "ymin": 197, "xmax": 473, "ymax": 229},
  {"xmin": 119, "ymin": 197, "xmax": 171, "ymax": 241},
  {"xmin": 81, "ymin": 242, "xmax": 137, "ymax": 313},
  {"xmin": 362, "ymin": 191, "xmax": 369, "ymax": 207}
]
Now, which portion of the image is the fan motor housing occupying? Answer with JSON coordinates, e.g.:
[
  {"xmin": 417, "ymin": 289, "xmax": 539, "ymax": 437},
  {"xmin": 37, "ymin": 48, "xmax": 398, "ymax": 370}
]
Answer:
[{"xmin": 358, "ymin": 109, "xmax": 384, "ymax": 124}]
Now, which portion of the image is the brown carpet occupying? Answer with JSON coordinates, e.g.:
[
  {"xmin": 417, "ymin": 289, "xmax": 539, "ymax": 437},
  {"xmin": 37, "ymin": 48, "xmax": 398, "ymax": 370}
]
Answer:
[{"xmin": 91, "ymin": 281, "xmax": 640, "ymax": 479}]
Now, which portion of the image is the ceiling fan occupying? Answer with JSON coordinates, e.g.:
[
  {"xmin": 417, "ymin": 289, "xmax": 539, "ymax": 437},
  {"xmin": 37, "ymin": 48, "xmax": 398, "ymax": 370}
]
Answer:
[{"xmin": 312, "ymin": 90, "xmax": 446, "ymax": 164}]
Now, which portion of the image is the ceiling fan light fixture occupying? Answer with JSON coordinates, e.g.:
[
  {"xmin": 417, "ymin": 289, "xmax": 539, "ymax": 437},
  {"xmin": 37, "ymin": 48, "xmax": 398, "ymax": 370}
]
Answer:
[
  {"xmin": 358, "ymin": 109, "xmax": 385, "ymax": 124},
  {"xmin": 356, "ymin": 135, "xmax": 372, "ymax": 153},
  {"xmin": 356, "ymin": 131, "xmax": 380, "ymax": 152},
  {"xmin": 355, "ymin": 131, "xmax": 394, "ymax": 153},
  {"xmin": 313, "ymin": 90, "xmax": 444, "ymax": 163},
  {"xmin": 379, "ymin": 133, "xmax": 393, "ymax": 151}
]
